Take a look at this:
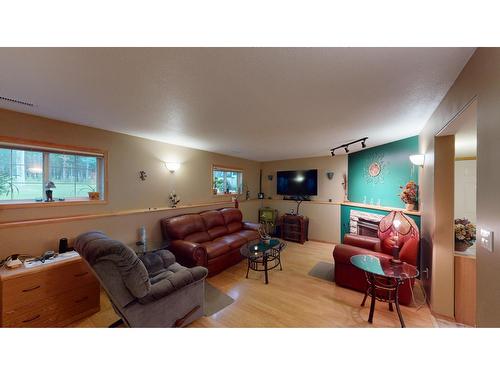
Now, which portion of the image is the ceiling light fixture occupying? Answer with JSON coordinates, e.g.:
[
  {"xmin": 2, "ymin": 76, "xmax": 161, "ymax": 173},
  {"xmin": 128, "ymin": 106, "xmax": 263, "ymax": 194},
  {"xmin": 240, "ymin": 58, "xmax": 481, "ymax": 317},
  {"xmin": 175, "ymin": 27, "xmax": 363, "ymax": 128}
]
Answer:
[{"xmin": 330, "ymin": 137, "xmax": 368, "ymax": 157}]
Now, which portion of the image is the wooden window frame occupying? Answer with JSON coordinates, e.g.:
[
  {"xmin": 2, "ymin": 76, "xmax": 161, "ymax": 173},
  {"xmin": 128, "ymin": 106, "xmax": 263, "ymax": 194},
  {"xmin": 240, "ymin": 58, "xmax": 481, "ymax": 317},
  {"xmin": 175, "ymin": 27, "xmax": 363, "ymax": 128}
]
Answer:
[
  {"xmin": 211, "ymin": 164, "xmax": 244, "ymax": 196},
  {"xmin": 0, "ymin": 136, "xmax": 108, "ymax": 209}
]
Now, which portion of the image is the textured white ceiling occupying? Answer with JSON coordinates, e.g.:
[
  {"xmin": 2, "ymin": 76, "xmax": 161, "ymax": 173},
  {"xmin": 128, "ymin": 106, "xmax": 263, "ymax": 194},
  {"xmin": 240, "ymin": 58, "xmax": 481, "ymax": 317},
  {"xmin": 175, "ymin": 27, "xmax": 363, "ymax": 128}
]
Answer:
[{"xmin": 0, "ymin": 48, "xmax": 475, "ymax": 161}]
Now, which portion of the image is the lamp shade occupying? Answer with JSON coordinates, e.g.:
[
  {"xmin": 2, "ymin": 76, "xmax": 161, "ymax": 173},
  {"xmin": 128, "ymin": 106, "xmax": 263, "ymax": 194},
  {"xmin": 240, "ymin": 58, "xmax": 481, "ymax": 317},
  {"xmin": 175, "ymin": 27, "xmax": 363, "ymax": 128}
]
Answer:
[
  {"xmin": 378, "ymin": 211, "xmax": 413, "ymax": 237},
  {"xmin": 165, "ymin": 162, "xmax": 180, "ymax": 172},
  {"xmin": 409, "ymin": 154, "xmax": 425, "ymax": 166}
]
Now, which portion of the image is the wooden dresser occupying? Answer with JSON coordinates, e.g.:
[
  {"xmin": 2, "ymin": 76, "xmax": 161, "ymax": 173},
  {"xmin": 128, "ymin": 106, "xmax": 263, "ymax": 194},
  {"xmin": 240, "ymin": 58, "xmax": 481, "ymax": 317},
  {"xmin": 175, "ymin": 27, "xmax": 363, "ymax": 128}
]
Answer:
[
  {"xmin": 279, "ymin": 214, "xmax": 309, "ymax": 244},
  {"xmin": 0, "ymin": 254, "xmax": 100, "ymax": 327}
]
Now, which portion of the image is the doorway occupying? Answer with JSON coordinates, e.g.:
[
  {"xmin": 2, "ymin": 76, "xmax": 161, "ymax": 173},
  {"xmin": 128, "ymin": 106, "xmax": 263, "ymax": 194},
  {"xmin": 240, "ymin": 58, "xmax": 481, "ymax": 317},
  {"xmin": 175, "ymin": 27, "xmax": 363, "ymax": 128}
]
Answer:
[{"xmin": 436, "ymin": 98, "xmax": 477, "ymax": 326}]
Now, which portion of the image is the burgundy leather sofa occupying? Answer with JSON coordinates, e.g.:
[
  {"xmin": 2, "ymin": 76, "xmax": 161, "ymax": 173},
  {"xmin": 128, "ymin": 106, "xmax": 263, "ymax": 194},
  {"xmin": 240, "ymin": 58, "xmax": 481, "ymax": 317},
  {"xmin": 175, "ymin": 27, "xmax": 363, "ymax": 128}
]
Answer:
[
  {"xmin": 333, "ymin": 213, "xmax": 420, "ymax": 306},
  {"xmin": 161, "ymin": 208, "xmax": 260, "ymax": 276}
]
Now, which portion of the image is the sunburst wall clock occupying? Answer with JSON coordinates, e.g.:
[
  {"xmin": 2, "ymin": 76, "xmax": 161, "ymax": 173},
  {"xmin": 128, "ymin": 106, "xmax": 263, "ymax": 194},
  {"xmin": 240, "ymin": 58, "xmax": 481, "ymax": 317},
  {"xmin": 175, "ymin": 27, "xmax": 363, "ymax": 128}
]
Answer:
[{"xmin": 362, "ymin": 152, "xmax": 387, "ymax": 184}]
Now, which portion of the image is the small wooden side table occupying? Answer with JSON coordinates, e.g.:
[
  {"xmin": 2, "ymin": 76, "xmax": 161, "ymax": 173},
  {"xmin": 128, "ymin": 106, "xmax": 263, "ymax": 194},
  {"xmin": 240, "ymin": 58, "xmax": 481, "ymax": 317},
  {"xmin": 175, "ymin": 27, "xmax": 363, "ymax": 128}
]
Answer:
[{"xmin": 278, "ymin": 214, "xmax": 309, "ymax": 244}]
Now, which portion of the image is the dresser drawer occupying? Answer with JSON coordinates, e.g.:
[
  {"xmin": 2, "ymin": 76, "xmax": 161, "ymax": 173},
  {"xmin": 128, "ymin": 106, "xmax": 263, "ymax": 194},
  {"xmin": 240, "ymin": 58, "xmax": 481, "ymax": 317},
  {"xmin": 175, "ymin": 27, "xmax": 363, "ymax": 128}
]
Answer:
[
  {"xmin": 1, "ymin": 260, "xmax": 97, "ymax": 310},
  {"xmin": 2, "ymin": 283, "xmax": 100, "ymax": 328}
]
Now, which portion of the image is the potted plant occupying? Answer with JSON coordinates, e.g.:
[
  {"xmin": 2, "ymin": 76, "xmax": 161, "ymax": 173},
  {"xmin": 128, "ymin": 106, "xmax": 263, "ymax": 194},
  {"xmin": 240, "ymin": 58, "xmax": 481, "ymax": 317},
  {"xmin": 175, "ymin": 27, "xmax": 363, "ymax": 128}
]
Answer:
[
  {"xmin": 80, "ymin": 185, "xmax": 100, "ymax": 200},
  {"xmin": 169, "ymin": 191, "xmax": 180, "ymax": 208},
  {"xmin": 0, "ymin": 172, "xmax": 18, "ymax": 198},
  {"xmin": 399, "ymin": 180, "xmax": 418, "ymax": 211},
  {"xmin": 454, "ymin": 218, "xmax": 476, "ymax": 252},
  {"xmin": 45, "ymin": 181, "xmax": 56, "ymax": 202}
]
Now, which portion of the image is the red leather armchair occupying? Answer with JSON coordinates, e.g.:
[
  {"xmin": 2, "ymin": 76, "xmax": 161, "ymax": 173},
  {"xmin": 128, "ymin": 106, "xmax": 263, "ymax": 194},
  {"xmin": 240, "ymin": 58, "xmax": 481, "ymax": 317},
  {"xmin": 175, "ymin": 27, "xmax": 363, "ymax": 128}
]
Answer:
[
  {"xmin": 333, "ymin": 211, "xmax": 420, "ymax": 306},
  {"xmin": 161, "ymin": 208, "xmax": 260, "ymax": 276}
]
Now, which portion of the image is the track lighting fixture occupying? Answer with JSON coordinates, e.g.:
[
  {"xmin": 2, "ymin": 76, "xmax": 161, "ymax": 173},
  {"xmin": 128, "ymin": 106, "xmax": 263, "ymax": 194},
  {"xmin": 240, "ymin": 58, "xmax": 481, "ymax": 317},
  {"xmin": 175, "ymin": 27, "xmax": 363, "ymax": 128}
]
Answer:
[{"xmin": 330, "ymin": 137, "xmax": 368, "ymax": 157}]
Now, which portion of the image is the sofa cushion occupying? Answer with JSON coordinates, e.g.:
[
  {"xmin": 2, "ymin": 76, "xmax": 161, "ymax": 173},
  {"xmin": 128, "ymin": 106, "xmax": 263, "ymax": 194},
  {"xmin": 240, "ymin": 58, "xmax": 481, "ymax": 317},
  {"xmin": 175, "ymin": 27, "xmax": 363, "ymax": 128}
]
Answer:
[
  {"xmin": 202, "ymin": 240, "xmax": 232, "ymax": 259},
  {"xmin": 163, "ymin": 214, "xmax": 210, "ymax": 242},
  {"xmin": 200, "ymin": 210, "xmax": 229, "ymax": 240},
  {"xmin": 238, "ymin": 229, "xmax": 260, "ymax": 242},
  {"xmin": 215, "ymin": 233, "xmax": 248, "ymax": 250},
  {"xmin": 220, "ymin": 208, "xmax": 243, "ymax": 233}
]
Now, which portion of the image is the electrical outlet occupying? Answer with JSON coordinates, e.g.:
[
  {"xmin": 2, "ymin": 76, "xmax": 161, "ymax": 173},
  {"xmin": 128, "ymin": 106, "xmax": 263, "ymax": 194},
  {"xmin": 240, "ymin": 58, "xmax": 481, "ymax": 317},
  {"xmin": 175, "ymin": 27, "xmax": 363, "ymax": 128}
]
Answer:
[{"xmin": 479, "ymin": 228, "xmax": 494, "ymax": 252}]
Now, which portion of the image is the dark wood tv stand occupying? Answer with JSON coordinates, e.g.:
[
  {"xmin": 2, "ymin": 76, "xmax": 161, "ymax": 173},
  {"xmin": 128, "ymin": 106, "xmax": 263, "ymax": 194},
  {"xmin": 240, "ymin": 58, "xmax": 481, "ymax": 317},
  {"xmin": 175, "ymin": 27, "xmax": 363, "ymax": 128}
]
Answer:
[{"xmin": 279, "ymin": 214, "xmax": 309, "ymax": 244}]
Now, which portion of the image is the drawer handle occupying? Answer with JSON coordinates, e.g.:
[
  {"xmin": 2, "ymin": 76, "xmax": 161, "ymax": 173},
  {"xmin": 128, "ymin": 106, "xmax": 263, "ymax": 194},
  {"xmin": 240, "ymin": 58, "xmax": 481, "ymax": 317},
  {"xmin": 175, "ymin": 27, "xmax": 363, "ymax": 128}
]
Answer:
[
  {"xmin": 22, "ymin": 285, "xmax": 41, "ymax": 292},
  {"xmin": 74, "ymin": 271, "xmax": 88, "ymax": 277},
  {"xmin": 74, "ymin": 296, "xmax": 89, "ymax": 304},
  {"xmin": 22, "ymin": 314, "xmax": 41, "ymax": 323}
]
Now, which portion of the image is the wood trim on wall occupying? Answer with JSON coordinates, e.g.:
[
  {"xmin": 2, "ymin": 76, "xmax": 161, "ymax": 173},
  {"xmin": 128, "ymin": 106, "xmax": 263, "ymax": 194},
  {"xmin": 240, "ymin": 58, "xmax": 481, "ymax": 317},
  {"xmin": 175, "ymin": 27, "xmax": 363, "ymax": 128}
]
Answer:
[
  {"xmin": 455, "ymin": 156, "xmax": 477, "ymax": 161},
  {"xmin": 0, "ymin": 135, "xmax": 106, "ymax": 156},
  {"xmin": 0, "ymin": 199, "xmax": 259, "ymax": 229}
]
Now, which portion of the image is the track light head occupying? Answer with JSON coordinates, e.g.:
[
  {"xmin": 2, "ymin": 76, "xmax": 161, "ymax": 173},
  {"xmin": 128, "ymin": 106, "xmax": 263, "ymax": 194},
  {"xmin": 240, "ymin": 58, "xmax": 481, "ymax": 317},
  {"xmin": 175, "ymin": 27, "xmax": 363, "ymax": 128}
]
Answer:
[
  {"xmin": 361, "ymin": 140, "xmax": 366, "ymax": 148},
  {"xmin": 331, "ymin": 150, "xmax": 335, "ymax": 157},
  {"xmin": 344, "ymin": 146, "xmax": 349, "ymax": 153}
]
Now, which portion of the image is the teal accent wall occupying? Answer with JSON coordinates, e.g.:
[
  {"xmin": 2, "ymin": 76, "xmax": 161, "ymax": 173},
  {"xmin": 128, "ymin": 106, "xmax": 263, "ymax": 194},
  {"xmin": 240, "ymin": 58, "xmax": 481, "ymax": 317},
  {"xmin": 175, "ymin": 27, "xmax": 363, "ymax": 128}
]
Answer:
[
  {"xmin": 340, "ymin": 204, "xmax": 421, "ymax": 241},
  {"xmin": 348, "ymin": 136, "xmax": 419, "ymax": 208}
]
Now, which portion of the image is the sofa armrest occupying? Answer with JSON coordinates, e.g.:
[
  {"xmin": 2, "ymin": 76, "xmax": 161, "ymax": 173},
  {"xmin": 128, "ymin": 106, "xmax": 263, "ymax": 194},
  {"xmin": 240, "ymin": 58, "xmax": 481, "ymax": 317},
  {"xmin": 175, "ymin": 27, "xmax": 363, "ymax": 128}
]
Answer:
[
  {"xmin": 169, "ymin": 240, "xmax": 207, "ymax": 267},
  {"xmin": 243, "ymin": 221, "xmax": 261, "ymax": 231},
  {"xmin": 343, "ymin": 234, "xmax": 381, "ymax": 251}
]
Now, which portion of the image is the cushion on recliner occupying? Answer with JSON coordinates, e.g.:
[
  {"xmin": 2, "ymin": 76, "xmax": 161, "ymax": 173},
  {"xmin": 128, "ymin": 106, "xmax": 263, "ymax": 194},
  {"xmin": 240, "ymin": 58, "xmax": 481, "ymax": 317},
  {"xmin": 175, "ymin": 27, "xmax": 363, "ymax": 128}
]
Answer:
[
  {"xmin": 139, "ymin": 250, "xmax": 176, "ymax": 277},
  {"xmin": 138, "ymin": 265, "xmax": 208, "ymax": 304},
  {"xmin": 75, "ymin": 231, "xmax": 151, "ymax": 299}
]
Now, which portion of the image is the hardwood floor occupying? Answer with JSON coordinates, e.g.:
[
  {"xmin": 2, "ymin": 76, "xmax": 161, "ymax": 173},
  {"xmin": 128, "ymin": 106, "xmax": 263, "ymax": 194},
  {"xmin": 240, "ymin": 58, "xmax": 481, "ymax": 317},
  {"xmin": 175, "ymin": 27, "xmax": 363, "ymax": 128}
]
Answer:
[{"xmin": 72, "ymin": 241, "xmax": 437, "ymax": 328}]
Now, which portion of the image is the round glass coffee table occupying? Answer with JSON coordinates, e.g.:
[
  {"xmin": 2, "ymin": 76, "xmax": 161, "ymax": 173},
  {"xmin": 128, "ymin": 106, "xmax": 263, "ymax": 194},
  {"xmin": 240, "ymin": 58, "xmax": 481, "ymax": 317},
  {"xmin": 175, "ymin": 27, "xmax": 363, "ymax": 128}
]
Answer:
[
  {"xmin": 350, "ymin": 254, "xmax": 419, "ymax": 328},
  {"xmin": 240, "ymin": 238, "xmax": 286, "ymax": 284}
]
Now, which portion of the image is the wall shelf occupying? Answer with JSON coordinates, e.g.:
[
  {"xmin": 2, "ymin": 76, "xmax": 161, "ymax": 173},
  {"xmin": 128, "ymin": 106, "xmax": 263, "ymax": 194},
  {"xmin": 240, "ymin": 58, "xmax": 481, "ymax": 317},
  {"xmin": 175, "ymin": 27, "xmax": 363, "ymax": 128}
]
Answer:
[{"xmin": 340, "ymin": 201, "xmax": 421, "ymax": 216}]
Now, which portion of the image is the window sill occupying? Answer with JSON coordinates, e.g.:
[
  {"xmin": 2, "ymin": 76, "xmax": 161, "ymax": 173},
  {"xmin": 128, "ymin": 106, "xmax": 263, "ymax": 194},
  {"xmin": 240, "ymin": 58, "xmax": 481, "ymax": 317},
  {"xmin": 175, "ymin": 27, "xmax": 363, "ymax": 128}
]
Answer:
[
  {"xmin": 213, "ymin": 193, "xmax": 241, "ymax": 197},
  {"xmin": 0, "ymin": 199, "xmax": 108, "ymax": 209}
]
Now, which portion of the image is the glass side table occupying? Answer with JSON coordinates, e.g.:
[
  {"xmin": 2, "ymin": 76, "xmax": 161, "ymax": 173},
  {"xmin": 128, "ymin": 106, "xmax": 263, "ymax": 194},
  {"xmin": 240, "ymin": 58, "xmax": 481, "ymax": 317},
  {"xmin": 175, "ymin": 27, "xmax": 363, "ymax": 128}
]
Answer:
[
  {"xmin": 350, "ymin": 254, "xmax": 419, "ymax": 328},
  {"xmin": 130, "ymin": 240, "xmax": 169, "ymax": 255},
  {"xmin": 240, "ymin": 238, "xmax": 286, "ymax": 284}
]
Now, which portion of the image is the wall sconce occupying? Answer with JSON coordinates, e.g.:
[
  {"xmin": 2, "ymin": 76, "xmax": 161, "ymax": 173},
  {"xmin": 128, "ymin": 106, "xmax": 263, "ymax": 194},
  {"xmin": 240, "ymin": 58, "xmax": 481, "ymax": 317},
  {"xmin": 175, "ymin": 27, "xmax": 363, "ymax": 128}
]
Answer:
[
  {"xmin": 165, "ymin": 162, "xmax": 181, "ymax": 173},
  {"xmin": 267, "ymin": 175, "xmax": 273, "ymax": 181},
  {"xmin": 409, "ymin": 154, "xmax": 425, "ymax": 167},
  {"xmin": 326, "ymin": 172, "xmax": 334, "ymax": 180}
]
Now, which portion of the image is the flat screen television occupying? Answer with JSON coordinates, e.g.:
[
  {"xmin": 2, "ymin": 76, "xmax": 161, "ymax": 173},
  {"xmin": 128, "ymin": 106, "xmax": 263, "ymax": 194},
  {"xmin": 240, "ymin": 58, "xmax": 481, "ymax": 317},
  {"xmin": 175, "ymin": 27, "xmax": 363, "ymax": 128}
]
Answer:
[{"xmin": 276, "ymin": 169, "xmax": 318, "ymax": 196}]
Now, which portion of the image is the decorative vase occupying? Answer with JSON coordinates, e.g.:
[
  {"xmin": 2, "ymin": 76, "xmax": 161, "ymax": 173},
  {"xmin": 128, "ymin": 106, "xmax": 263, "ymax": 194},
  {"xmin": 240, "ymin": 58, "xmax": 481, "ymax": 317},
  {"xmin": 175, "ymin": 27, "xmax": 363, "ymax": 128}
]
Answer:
[
  {"xmin": 455, "ymin": 241, "xmax": 472, "ymax": 252},
  {"xmin": 405, "ymin": 203, "xmax": 415, "ymax": 211},
  {"xmin": 88, "ymin": 192, "xmax": 100, "ymax": 200}
]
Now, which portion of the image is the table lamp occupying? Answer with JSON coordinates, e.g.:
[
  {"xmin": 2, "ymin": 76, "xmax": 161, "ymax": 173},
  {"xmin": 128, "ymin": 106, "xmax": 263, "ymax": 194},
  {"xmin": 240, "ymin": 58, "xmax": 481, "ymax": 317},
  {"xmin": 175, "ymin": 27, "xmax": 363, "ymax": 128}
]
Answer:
[{"xmin": 378, "ymin": 211, "xmax": 412, "ymax": 264}]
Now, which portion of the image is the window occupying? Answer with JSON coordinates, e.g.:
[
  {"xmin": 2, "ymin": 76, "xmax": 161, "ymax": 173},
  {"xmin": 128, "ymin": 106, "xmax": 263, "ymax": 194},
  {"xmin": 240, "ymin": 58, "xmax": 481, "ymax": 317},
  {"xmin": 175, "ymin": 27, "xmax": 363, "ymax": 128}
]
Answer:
[
  {"xmin": 0, "ymin": 141, "xmax": 105, "ymax": 205},
  {"xmin": 212, "ymin": 166, "xmax": 243, "ymax": 195}
]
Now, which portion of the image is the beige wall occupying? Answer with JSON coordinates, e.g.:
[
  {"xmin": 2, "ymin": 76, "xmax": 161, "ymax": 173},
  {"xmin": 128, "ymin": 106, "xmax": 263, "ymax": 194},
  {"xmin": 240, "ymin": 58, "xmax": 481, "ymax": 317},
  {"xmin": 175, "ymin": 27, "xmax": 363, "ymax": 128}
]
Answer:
[
  {"xmin": 260, "ymin": 155, "xmax": 347, "ymax": 243},
  {"xmin": 0, "ymin": 109, "xmax": 261, "ymax": 257},
  {"xmin": 419, "ymin": 48, "xmax": 500, "ymax": 326}
]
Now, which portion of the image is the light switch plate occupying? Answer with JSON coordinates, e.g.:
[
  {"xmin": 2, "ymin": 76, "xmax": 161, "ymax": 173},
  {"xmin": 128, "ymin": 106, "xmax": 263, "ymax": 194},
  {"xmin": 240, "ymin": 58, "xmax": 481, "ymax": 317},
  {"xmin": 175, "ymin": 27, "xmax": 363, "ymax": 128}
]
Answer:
[{"xmin": 480, "ymin": 228, "xmax": 494, "ymax": 252}]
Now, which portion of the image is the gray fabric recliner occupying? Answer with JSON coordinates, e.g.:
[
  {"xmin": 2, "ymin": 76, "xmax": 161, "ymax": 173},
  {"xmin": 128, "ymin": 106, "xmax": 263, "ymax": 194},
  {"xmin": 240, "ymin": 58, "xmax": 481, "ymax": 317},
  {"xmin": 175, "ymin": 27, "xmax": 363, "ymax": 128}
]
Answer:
[{"xmin": 74, "ymin": 231, "xmax": 208, "ymax": 328}]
